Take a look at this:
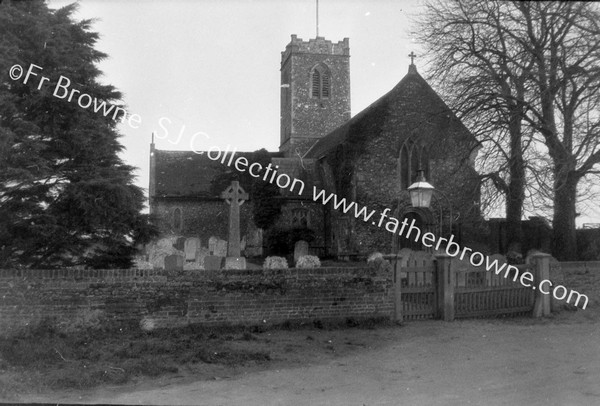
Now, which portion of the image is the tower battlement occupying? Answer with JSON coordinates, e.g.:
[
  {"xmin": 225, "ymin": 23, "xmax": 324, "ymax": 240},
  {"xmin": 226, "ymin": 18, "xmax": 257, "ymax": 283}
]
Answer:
[
  {"xmin": 279, "ymin": 34, "xmax": 351, "ymax": 157},
  {"xmin": 281, "ymin": 35, "xmax": 350, "ymax": 65}
]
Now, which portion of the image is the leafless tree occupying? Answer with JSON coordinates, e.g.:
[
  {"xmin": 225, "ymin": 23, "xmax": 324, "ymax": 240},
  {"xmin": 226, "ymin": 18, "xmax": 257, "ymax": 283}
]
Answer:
[{"xmin": 416, "ymin": 0, "xmax": 600, "ymax": 260}]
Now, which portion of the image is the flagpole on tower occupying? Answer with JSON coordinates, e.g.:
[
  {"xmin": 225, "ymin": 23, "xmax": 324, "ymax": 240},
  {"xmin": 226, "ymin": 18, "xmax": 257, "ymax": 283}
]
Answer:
[{"xmin": 316, "ymin": 0, "xmax": 319, "ymax": 37}]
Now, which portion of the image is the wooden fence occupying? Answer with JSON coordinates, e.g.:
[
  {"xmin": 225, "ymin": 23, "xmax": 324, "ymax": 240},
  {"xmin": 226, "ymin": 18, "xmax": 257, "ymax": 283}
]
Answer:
[
  {"xmin": 453, "ymin": 255, "xmax": 534, "ymax": 319},
  {"xmin": 391, "ymin": 250, "xmax": 552, "ymax": 322}
]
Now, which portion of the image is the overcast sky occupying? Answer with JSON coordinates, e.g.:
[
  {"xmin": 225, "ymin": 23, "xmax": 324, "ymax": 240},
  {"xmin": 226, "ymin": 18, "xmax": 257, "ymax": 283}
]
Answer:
[
  {"xmin": 47, "ymin": 0, "xmax": 422, "ymax": 182},
  {"xmin": 45, "ymin": 0, "xmax": 599, "ymax": 225}
]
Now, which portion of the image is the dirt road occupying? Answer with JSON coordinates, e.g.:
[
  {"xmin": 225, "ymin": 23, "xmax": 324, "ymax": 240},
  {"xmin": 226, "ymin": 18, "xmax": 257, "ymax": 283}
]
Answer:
[{"xmin": 22, "ymin": 314, "xmax": 600, "ymax": 406}]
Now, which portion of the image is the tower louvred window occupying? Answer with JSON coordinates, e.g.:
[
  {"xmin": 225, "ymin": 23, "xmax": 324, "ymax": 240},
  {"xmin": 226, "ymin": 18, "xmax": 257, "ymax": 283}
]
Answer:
[
  {"xmin": 312, "ymin": 70, "xmax": 321, "ymax": 97},
  {"xmin": 322, "ymin": 73, "xmax": 330, "ymax": 98},
  {"xmin": 311, "ymin": 65, "xmax": 331, "ymax": 99}
]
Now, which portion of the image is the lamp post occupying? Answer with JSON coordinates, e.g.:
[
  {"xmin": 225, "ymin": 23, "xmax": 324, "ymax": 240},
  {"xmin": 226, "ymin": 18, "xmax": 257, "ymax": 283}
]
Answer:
[
  {"xmin": 407, "ymin": 170, "xmax": 453, "ymax": 237},
  {"xmin": 407, "ymin": 171, "xmax": 434, "ymax": 208}
]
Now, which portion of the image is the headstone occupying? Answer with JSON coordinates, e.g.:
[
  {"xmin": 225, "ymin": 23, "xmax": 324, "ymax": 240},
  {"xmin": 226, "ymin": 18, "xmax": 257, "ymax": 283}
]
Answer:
[
  {"xmin": 143, "ymin": 242, "xmax": 156, "ymax": 261},
  {"xmin": 220, "ymin": 181, "xmax": 249, "ymax": 269},
  {"xmin": 215, "ymin": 239, "xmax": 228, "ymax": 257},
  {"xmin": 294, "ymin": 240, "xmax": 309, "ymax": 263},
  {"xmin": 204, "ymin": 255, "xmax": 223, "ymax": 270},
  {"xmin": 164, "ymin": 254, "xmax": 184, "ymax": 271},
  {"xmin": 208, "ymin": 236, "xmax": 218, "ymax": 255},
  {"xmin": 133, "ymin": 258, "xmax": 154, "ymax": 270},
  {"xmin": 150, "ymin": 253, "xmax": 166, "ymax": 270},
  {"xmin": 184, "ymin": 237, "xmax": 201, "ymax": 261},
  {"xmin": 148, "ymin": 237, "xmax": 185, "ymax": 270},
  {"xmin": 195, "ymin": 247, "xmax": 210, "ymax": 268},
  {"xmin": 157, "ymin": 236, "xmax": 177, "ymax": 249},
  {"xmin": 173, "ymin": 236, "xmax": 186, "ymax": 251}
]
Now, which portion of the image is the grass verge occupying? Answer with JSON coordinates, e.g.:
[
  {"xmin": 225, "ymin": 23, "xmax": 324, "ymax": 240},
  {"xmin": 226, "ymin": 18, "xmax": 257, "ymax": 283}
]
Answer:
[{"xmin": 0, "ymin": 317, "xmax": 391, "ymax": 399}]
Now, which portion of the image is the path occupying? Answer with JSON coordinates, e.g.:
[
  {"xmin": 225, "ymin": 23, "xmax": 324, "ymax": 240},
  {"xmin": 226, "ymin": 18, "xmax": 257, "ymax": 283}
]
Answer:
[{"xmin": 22, "ymin": 317, "xmax": 600, "ymax": 405}]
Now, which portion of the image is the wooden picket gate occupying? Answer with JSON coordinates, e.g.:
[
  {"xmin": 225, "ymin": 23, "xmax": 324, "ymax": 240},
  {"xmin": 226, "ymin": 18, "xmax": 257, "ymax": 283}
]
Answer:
[
  {"xmin": 393, "ymin": 250, "xmax": 542, "ymax": 322},
  {"xmin": 393, "ymin": 250, "xmax": 437, "ymax": 321},
  {"xmin": 453, "ymin": 255, "xmax": 534, "ymax": 319}
]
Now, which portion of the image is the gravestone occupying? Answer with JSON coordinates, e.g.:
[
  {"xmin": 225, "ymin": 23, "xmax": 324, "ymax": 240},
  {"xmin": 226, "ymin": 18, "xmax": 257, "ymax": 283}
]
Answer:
[
  {"xmin": 184, "ymin": 237, "xmax": 201, "ymax": 261},
  {"xmin": 174, "ymin": 236, "xmax": 186, "ymax": 251},
  {"xmin": 214, "ymin": 239, "xmax": 228, "ymax": 257},
  {"xmin": 143, "ymin": 242, "xmax": 156, "ymax": 261},
  {"xmin": 164, "ymin": 254, "xmax": 184, "ymax": 271},
  {"xmin": 134, "ymin": 258, "xmax": 154, "ymax": 270},
  {"xmin": 157, "ymin": 236, "xmax": 177, "ymax": 249},
  {"xmin": 294, "ymin": 240, "xmax": 309, "ymax": 263},
  {"xmin": 150, "ymin": 253, "xmax": 166, "ymax": 269},
  {"xmin": 208, "ymin": 236, "xmax": 218, "ymax": 255},
  {"xmin": 221, "ymin": 181, "xmax": 249, "ymax": 270},
  {"xmin": 204, "ymin": 255, "xmax": 223, "ymax": 270},
  {"xmin": 195, "ymin": 247, "xmax": 210, "ymax": 268},
  {"xmin": 148, "ymin": 236, "xmax": 185, "ymax": 270}
]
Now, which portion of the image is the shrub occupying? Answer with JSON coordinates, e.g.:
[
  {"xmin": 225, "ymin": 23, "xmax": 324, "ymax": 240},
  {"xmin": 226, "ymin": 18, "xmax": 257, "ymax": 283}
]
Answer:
[
  {"xmin": 506, "ymin": 250, "xmax": 523, "ymax": 265},
  {"xmin": 367, "ymin": 252, "xmax": 384, "ymax": 263},
  {"xmin": 296, "ymin": 255, "xmax": 321, "ymax": 268},
  {"xmin": 263, "ymin": 256, "xmax": 288, "ymax": 269},
  {"xmin": 367, "ymin": 252, "xmax": 391, "ymax": 272}
]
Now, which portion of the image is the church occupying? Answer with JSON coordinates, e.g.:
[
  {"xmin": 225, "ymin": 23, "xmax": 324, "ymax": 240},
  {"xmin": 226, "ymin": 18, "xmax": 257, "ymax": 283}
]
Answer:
[{"xmin": 148, "ymin": 35, "xmax": 483, "ymax": 259}]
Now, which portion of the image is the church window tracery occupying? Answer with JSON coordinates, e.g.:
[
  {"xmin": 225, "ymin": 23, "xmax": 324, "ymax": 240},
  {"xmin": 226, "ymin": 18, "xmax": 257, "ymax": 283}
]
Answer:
[
  {"xmin": 399, "ymin": 140, "xmax": 430, "ymax": 189},
  {"xmin": 292, "ymin": 208, "xmax": 309, "ymax": 228}
]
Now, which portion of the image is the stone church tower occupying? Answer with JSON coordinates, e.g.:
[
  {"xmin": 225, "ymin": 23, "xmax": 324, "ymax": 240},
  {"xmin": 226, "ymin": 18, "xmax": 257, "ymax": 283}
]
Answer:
[{"xmin": 279, "ymin": 35, "xmax": 351, "ymax": 157}]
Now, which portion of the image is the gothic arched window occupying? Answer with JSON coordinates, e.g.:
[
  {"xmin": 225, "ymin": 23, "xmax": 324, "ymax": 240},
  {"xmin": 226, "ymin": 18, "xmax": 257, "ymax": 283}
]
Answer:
[
  {"xmin": 399, "ymin": 141, "xmax": 430, "ymax": 189},
  {"xmin": 292, "ymin": 208, "xmax": 309, "ymax": 228},
  {"xmin": 310, "ymin": 64, "xmax": 330, "ymax": 99}
]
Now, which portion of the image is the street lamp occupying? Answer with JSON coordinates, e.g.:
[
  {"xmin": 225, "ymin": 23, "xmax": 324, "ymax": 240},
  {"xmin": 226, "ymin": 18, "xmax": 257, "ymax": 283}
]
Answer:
[
  {"xmin": 407, "ymin": 170, "xmax": 434, "ymax": 208},
  {"xmin": 407, "ymin": 170, "xmax": 454, "ymax": 237}
]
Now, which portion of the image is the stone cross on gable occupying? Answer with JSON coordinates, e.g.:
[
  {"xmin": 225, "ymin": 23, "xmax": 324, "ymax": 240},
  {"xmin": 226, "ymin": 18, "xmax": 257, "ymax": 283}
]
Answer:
[
  {"xmin": 220, "ymin": 181, "xmax": 249, "ymax": 257},
  {"xmin": 409, "ymin": 51, "xmax": 417, "ymax": 65}
]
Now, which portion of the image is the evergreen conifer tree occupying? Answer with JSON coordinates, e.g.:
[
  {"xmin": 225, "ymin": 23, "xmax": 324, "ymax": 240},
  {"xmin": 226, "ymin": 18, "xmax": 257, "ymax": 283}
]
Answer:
[{"xmin": 0, "ymin": 0, "xmax": 157, "ymax": 268}]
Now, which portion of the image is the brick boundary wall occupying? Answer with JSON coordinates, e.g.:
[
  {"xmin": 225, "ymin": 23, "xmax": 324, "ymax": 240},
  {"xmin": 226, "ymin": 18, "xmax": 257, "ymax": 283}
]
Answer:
[
  {"xmin": 559, "ymin": 261, "xmax": 600, "ymax": 273},
  {"xmin": 0, "ymin": 267, "xmax": 393, "ymax": 337}
]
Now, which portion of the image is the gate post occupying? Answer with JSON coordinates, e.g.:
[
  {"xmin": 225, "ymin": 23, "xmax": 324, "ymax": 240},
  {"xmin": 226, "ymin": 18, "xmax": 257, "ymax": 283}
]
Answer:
[
  {"xmin": 387, "ymin": 254, "xmax": 403, "ymax": 323},
  {"xmin": 435, "ymin": 254, "xmax": 454, "ymax": 321},
  {"xmin": 531, "ymin": 253, "xmax": 551, "ymax": 318}
]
